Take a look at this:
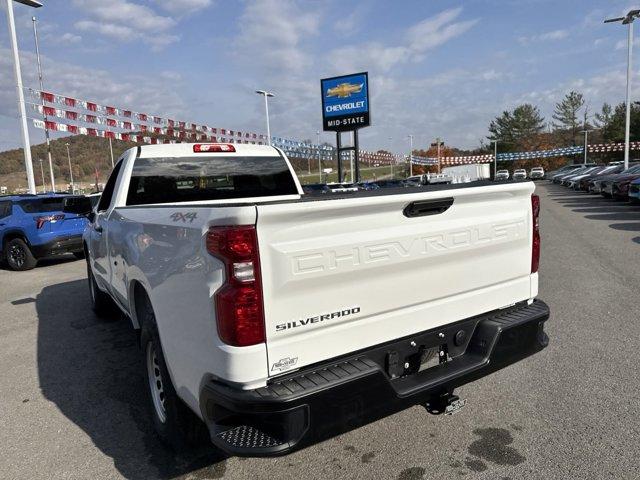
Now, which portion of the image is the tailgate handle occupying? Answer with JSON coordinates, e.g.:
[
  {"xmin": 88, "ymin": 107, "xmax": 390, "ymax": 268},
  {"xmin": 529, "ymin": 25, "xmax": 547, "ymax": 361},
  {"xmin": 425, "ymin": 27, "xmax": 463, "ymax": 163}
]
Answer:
[{"xmin": 403, "ymin": 198, "xmax": 454, "ymax": 218}]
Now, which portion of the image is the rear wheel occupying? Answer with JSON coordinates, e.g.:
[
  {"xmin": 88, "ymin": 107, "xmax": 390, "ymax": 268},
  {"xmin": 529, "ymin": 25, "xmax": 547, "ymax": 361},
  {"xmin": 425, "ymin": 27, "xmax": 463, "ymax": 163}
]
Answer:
[
  {"xmin": 5, "ymin": 238, "xmax": 37, "ymax": 271},
  {"xmin": 138, "ymin": 293, "xmax": 209, "ymax": 451}
]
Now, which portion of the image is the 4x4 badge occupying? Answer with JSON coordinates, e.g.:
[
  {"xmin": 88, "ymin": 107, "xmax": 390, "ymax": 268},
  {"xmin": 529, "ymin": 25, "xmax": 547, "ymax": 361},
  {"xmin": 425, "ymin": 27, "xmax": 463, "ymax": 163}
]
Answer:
[{"xmin": 271, "ymin": 357, "xmax": 298, "ymax": 372}]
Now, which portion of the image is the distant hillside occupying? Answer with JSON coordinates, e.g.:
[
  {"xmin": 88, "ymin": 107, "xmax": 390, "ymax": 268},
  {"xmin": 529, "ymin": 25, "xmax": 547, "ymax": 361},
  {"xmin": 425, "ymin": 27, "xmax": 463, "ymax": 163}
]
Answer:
[{"xmin": 0, "ymin": 135, "xmax": 136, "ymax": 192}]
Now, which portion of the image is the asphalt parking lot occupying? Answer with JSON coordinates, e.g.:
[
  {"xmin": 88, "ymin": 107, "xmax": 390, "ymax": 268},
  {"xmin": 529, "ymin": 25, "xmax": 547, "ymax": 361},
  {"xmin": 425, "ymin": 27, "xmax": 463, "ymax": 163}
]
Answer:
[{"xmin": 1, "ymin": 181, "xmax": 639, "ymax": 480}]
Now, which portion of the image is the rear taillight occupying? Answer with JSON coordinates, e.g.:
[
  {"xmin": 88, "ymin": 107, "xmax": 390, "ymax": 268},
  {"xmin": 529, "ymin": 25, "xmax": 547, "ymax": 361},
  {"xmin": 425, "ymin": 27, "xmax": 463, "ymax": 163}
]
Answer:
[
  {"xmin": 193, "ymin": 143, "xmax": 235, "ymax": 153},
  {"xmin": 531, "ymin": 194, "xmax": 540, "ymax": 273},
  {"xmin": 35, "ymin": 214, "xmax": 64, "ymax": 229},
  {"xmin": 207, "ymin": 225, "xmax": 265, "ymax": 346}
]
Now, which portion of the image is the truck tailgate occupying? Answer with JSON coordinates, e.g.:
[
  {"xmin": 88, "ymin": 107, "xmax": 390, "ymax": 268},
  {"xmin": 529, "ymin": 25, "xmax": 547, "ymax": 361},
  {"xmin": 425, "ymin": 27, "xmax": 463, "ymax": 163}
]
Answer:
[{"xmin": 256, "ymin": 182, "xmax": 536, "ymax": 376}]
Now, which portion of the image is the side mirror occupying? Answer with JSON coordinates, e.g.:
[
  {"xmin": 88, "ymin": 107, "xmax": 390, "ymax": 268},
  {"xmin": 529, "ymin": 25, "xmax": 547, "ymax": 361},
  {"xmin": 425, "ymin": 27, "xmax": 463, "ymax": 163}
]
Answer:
[{"xmin": 63, "ymin": 196, "xmax": 93, "ymax": 216}]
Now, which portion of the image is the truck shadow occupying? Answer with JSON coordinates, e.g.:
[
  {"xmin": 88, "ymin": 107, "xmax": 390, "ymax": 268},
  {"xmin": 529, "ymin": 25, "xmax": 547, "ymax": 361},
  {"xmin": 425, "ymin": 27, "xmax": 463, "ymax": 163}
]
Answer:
[{"xmin": 35, "ymin": 279, "xmax": 227, "ymax": 480}]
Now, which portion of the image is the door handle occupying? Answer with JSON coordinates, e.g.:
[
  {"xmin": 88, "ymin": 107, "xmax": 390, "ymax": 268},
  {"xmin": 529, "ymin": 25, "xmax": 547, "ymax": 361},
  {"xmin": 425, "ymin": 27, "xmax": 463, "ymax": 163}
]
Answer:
[
  {"xmin": 94, "ymin": 225, "xmax": 103, "ymax": 233},
  {"xmin": 403, "ymin": 198, "xmax": 454, "ymax": 218}
]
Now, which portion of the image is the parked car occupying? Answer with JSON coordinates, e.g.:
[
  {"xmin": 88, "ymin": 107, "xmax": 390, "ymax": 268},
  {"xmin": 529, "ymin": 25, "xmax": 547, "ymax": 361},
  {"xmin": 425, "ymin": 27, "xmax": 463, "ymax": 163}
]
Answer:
[
  {"xmin": 612, "ymin": 171, "xmax": 640, "ymax": 200},
  {"xmin": 552, "ymin": 165, "xmax": 593, "ymax": 184},
  {"xmin": 599, "ymin": 164, "xmax": 640, "ymax": 198},
  {"xmin": 302, "ymin": 183, "xmax": 329, "ymax": 195},
  {"xmin": 590, "ymin": 165, "xmax": 631, "ymax": 194},
  {"xmin": 403, "ymin": 178, "xmax": 423, "ymax": 187},
  {"xmin": 405, "ymin": 175, "xmax": 425, "ymax": 185},
  {"xmin": 375, "ymin": 179, "xmax": 407, "ymax": 188},
  {"xmin": 325, "ymin": 182, "xmax": 359, "ymax": 193},
  {"xmin": 547, "ymin": 163, "xmax": 590, "ymax": 180},
  {"xmin": 75, "ymin": 142, "xmax": 549, "ymax": 457},
  {"xmin": 424, "ymin": 173, "xmax": 453, "ymax": 184},
  {"xmin": 529, "ymin": 167, "xmax": 545, "ymax": 180},
  {"xmin": 629, "ymin": 178, "xmax": 640, "ymax": 204},
  {"xmin": 0, "ymin": 193, "xmax": 87, "ymax": 270},
  {"xmin": 562, "ymin": 166, "xmax": 601, "ymax": 188},
  {"xmin": 513, "ymin": 169, "xmax": 527, "ymax": 180},
  {"xmin": 580, "ymin": 165, "xmax": 623, "ymax": 192},
  {"xmin": 495, "ymin": 169, "xmax": 509, "ymax": 180},
  {"xmin": 357, "ymin": 181, "xmax": 380, "ymax": 191}
]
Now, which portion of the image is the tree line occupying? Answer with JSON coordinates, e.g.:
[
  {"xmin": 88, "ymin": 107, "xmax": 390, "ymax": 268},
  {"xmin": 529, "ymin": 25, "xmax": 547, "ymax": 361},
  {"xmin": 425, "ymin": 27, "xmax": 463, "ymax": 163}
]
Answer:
[{"xmin": 486, "ymin": 91, "xmax": 640, "ymax": 154}]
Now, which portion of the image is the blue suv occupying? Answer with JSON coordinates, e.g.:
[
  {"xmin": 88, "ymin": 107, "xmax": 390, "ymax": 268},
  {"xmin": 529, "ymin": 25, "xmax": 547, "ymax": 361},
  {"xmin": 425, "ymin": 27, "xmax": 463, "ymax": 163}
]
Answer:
[{"xmin": 0, "ymin": 194, "xmax": 88, "ymax": 271}]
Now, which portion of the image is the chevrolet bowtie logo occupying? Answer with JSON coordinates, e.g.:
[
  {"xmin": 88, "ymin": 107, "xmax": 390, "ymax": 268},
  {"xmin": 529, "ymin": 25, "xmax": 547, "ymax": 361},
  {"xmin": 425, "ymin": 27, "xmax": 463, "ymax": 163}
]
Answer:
[{"xmin": 326, "ymin": 82, "xmax": 364, "ymax": 98}]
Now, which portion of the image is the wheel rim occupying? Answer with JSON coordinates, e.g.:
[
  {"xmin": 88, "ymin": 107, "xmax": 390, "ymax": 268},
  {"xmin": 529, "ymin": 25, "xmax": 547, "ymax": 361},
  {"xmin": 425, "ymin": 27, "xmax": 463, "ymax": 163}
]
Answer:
[
  {"xmin": 146, "ymin": 342, "xmax": 167, "ymax": 423},
  {"xmin": 8, "ymin": 244, "xmax": 25, "ymax": 268}
]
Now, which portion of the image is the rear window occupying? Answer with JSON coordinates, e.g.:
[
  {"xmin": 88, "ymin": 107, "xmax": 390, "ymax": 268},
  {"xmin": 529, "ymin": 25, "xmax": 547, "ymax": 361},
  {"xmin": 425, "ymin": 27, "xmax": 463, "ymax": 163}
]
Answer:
[
  {"xmin": 126, "ymin": 155, "xmax": 298, "ymax": 206},
  {"xmin": 17, "ymin": 197, "xmax": 64, "ymax": 213}
]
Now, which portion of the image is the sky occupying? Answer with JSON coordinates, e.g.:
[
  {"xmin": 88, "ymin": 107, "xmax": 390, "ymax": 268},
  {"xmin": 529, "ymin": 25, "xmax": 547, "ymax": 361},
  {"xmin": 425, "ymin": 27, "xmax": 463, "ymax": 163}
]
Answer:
[{"xmin": 1, "ymin": 0, "xmax": 639, "ymax": 155}]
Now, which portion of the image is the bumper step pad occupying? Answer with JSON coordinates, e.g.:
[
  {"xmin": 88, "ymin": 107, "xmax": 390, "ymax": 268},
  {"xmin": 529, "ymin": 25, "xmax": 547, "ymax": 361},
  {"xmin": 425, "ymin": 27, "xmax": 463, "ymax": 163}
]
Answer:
[{"xmin": 216, "ymin": 425, "xmax": 284, "ymax": 449}]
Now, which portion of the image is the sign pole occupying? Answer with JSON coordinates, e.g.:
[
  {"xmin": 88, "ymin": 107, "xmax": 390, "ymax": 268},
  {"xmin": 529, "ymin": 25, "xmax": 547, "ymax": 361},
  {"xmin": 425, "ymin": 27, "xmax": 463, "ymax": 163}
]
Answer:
[
  {"xmin": 354, "ymin": 129, "xmax": 360, "ymax": 183},
  {"xmin": 336, "ymin": 131, "xmax": 343, "ymax": 183}
]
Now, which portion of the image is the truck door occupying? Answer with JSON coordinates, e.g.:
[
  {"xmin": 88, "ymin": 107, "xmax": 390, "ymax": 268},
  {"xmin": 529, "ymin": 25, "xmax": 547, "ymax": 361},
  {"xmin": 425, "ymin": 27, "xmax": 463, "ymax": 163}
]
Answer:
[{"xmin": 89, "ymin": 160, "xmax": 124, "ymax": 293}]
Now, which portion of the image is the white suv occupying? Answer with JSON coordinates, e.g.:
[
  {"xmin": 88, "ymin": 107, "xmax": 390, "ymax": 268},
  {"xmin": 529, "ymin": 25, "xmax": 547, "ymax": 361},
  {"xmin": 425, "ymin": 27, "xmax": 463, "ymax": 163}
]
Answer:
[
  {"xmin": 530, "ymin": 167, "xmax": 545, "ymax": 180},
  {"xmin": 513, "ymin": 169, "xmax": 527, "ymax": 180}
]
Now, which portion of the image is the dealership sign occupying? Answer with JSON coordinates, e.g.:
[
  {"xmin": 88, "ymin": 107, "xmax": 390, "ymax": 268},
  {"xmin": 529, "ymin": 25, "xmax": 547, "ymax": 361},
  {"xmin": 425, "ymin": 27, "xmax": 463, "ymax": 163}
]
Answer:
[{"xmin": 321, "ymin": 72, "xmax": 370, "ymax": 131}]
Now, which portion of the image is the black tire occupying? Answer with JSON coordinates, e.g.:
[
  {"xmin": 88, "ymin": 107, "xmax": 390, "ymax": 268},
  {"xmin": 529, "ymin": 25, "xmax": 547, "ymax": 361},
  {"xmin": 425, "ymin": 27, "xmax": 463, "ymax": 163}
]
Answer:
[
  {"xmin": 87, "ymin": 260, "xmax": 115, "ymax": 317},
  {"xmin": 73, "ymin": 251, "xmax": 85, "ymax": 260},
  {"xmin": 138, "ymin": 293, "xmax": 209, "ymax": 451},
  {"xmin": 5, "ymin": 238, "xmax": 37, "ymax": 271}
]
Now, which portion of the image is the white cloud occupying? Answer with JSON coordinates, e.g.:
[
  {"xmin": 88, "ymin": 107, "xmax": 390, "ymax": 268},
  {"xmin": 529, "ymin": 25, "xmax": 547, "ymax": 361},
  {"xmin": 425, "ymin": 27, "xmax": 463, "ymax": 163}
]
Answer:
[
  {"xmin": 153, "ymin": 0, "xmax": 213, "ymax": 15},
  {"xmin": 328, "ymin": 7, "xmax": 477, "ymax": 73},
  {"xmin": 72, "ymin": 0, "xmax": 175, "ymax": 31},
  {"xmin": 333, "ymin": 9, "xmax": 361, "ymax": 36},
  {"xmin": 518, "ymin": 29, "xmax": 569, "ymax": 45},
  {"xmin": 406, "ymin": 8, "xmax": 478, "ymax": 53},
  {"xmin": 75, "ymin": 20, "xmax": 137, "ymax": 41},
  {"xmin": 615, "ymin": 38, "xmax": 640, "ymax": 50},
  {"xmin": 46, "ymin": 32, "xmax": 83, "ymax": 45},
  {"xmin": 72, "ymin": 0, "xmax": 179, "ymax": 50},
  {"xmin": 234, "ymin": 0, "xmax": 321, "ymax": 74},
  {"xmin": 160, "ymin": 71, "xmax": 183, "ymax": 81}
]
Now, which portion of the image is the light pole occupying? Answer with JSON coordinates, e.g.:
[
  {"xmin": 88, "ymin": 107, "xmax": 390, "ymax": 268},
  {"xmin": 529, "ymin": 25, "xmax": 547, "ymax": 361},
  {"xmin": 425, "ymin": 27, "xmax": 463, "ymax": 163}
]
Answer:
[
  {"xmin": 32, "ymin": 15, "xmax": 55, "ymax": 192},
  {"xmin": 255, "ymin": 90, "xmax": 274, "ymax": 146},
  {"xmin": 580, "ymin": 130, "xmax": 593, "ymax": 165},
  {"xmin": 317, "ymin": 130, "xmax": 322, "ymax": 182},
  {"xmin": 407, "ymin": 134, "xmax": 414, "ymax": 177},
  {"xmin": 38, "ymin": 158, "xmax": 46, "ymax": 192},
  {"xmin": 65, "ymin": 142, "xmax": 75, "ymax": 193},
  {"xmin": 108, "ymin": 136, "xmax": 114, "ymax": 168},
  {"xmin": 4, "ymin": 0, "xmax": 43, "ymax": 194},
  {"xmin": 388, "ymin": 136, "xmax": 394, "ymax": 178},
  {"xmin": 492, "ymin": 139, "xmax": 498, "ymax": 179},
  {"xmin": 605, "ymin": 9, "xmax": 640, "ymax": 170}
]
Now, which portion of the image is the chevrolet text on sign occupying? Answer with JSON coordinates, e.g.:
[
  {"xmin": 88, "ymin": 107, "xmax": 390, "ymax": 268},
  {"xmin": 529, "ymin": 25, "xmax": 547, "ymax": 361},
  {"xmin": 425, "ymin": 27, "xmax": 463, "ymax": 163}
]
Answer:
[{"xmin": 321, "ymin": 72, "xmax": 370, "ymax": 131}]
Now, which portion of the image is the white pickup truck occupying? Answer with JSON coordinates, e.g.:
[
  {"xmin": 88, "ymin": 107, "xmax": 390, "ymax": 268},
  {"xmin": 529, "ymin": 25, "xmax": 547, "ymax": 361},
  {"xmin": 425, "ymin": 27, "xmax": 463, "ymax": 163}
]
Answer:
[{"xmin": 66, "ymin": 143, "xmax": 549, "ymax": 456}]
